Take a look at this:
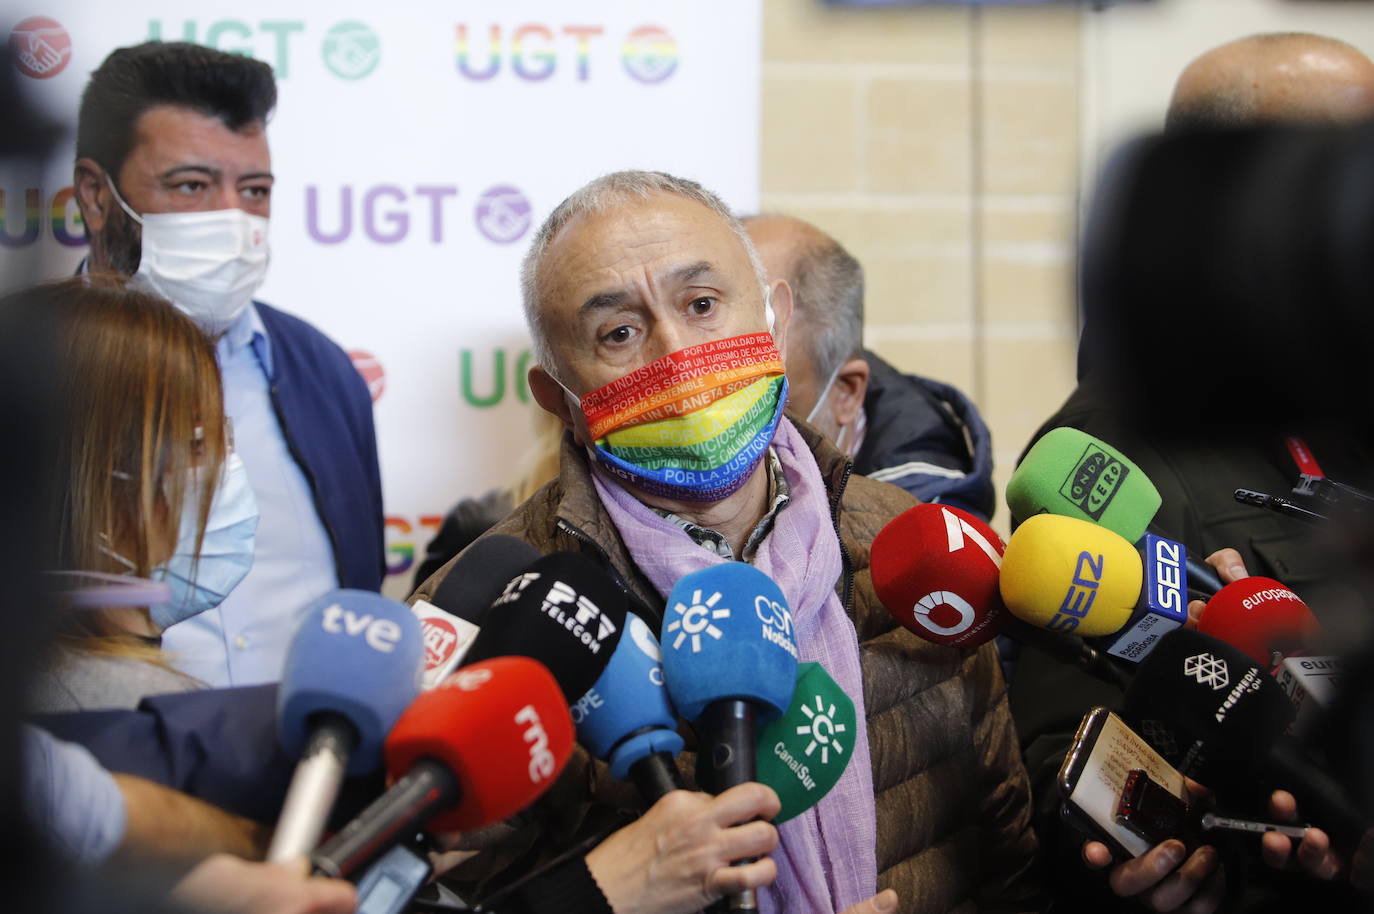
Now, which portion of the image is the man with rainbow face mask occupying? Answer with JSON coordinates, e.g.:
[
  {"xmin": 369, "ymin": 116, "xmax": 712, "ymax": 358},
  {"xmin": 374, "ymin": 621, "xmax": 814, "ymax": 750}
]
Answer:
[{"xmin": 412, "ymin": 172, "xmax": 1039, "ymax": 914}]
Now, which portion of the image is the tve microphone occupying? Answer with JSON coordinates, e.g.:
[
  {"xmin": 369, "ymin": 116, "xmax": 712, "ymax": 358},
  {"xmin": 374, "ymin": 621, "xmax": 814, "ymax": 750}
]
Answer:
[
  {"xmin": 754, "ymin": 662, "xmax": 855, "ymax": 824},
  {"xmin": 411, "ymin": 535, "xmax": 542, "ymax": 690},
  {"xmin": 1123, "ymin": 629, "xmax": 1364, "ymax": 847},
  {"xmin": 1000, "ymin": 515, "xmax": 1189, "ymax": 663},
  {"xmin": 870, "ymin": 504, "xmax": 1007, "ymax": 649},
  {"xmin": 1009, "ymin": 427, "xmax": 1225, "ymax": 597},
  {"xmin": 311, "ymin": 657, "xmax": 573, "ymax": 880},
  {"xmin": 662, "ymin": 563, "xmax": 798, "ymax": 912},
  {"xmin": 464, "ymin": 552, "xmax": 627, "ymax": 703},
  {"xmin": 1197, "ymin": 577, "xmax": 1319, "ymax": 668},
  {"xmin": 269, "ymin": 591, "xmax": 424, "ymax": 863},
  {"xmin": 573, "ymin": 613, "xmax": 684, "ymax": 804}
]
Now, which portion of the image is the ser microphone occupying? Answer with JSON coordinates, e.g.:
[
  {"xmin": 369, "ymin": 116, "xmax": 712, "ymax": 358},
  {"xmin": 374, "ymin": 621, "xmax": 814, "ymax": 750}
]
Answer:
[
  {"xmin": 754, "ymin": 662, "xmax": 855, "ymax": 824},
  {"xmin": 662, "ymin": 562, "xmax": 798, "ymax": 911},
  {"xmin": 1009, "ymin": 427, "xmax": 1224, "ymax": 597},
  {"xmin": 269, "ymin": 591, "xmax": 424, "ymax": 863},
  {"xmin": 573, "ymin": 613, "xmax": 685, "ymax": 804},
  {"xmin": 311, "ymin": 657, "xmax": 573, "ymax": 880},
  {"xmin": 411, "ymin": 535, "xmax": 542, "ymax": 690}
]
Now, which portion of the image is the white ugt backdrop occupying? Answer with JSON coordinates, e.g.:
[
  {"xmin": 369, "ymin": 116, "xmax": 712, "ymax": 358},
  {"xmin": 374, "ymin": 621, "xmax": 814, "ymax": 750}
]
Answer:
[{"xmin": 2, "ymin": 2, "xmax": 762, "ymax": 599}]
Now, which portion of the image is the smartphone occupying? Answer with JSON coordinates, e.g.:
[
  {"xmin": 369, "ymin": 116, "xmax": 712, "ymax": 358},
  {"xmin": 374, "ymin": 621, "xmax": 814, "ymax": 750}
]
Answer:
[{"xmin": 1058, "ymin": 707, "xmax": 1193, "ymax": 860}]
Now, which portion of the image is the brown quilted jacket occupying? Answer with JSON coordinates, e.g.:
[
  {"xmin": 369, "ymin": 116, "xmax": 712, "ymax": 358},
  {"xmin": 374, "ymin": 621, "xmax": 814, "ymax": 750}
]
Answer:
[{"xmin": 412, "ymin": 420, "xmax": 1041, "ymax": 913}]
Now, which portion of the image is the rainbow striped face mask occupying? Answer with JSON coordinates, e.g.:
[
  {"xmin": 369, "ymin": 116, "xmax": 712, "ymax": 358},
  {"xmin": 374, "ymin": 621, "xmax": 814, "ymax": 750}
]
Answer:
[{"xmin": 562, "ymin": 332, "xmax": 788, "ymax": 502}]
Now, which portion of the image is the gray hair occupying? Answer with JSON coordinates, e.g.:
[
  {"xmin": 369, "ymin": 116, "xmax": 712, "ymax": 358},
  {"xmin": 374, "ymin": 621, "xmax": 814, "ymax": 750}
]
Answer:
[
  {"xmin": 786, "ymin": 228, "xmax": 865, "ymax": 384},
  {"xmin": 520, "ymin": 170, "xmax": 768, "ymax": 376}
]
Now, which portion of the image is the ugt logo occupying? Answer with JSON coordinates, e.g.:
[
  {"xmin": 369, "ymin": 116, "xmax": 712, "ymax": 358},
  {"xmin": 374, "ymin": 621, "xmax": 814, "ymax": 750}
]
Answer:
[
  {"xmin": 10, "ymin": 17, "xmax": 71, "ymax": 79},
  {"xmin": 1060, "ymin": 444, "xmax": 1128, "ymax": 520},
  {"xmin": 322, "ymin": 21, "xmax": 380, "ymax": 80}
]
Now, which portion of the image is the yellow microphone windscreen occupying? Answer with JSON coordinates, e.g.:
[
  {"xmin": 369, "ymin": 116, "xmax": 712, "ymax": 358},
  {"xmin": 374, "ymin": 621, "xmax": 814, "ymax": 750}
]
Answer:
[{"xmin": 999, "ymin": 514, "xmax": 1141, "ymax": 636}]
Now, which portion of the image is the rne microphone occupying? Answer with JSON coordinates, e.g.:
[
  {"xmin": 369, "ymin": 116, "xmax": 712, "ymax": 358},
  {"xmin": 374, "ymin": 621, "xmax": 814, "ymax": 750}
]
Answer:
[
  {"xmin": 1000, "ymin": 515, "xmax": 1192, "ymax": 664},
  {"xmin": 310, "ymin": 656, "xmax": 573, "ymax": 880},
  {"xmin": 754, "ymin": 662, "xmax": 855, "ymax": 824},
  {"xmin": 661, "ymin": 562, "xmax": 798, "ymax": 911},
  {"xmin": 464, "ymin": 552, "xmax": 628, "ymax": 704},
  {"xmin": 1008, "ymin": 427, "xmax": 1224, "ymax": 597},
  {"xmin": 269, "ymin": 591, "xmax": 424, "ymax": 863},
  {"xmin": 573, "ymin": 613, "xmax": 685, "ymax": 804},
  {"xmin": 411, "ymin": 535, "xmax": 542, "ymax": 690}
]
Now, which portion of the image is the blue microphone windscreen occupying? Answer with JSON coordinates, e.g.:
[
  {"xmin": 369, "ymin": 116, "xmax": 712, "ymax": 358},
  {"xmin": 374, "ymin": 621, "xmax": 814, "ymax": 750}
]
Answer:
[
  {"xmin": 574, "ymin": 613, "xmax": 683, "ymax": 779},
  {"xmin": 661, "ymin": 563, "xmax": 799, "ymax": 722},
  {"xmin": 278, "ymin": 590, "xmax": 424, "ymax": 775}
]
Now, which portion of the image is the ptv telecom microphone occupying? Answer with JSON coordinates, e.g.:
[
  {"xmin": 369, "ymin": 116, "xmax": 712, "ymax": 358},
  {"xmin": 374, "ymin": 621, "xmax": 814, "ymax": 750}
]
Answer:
[
  {"xmin": 662, "ymin": 563, "xmax": 798, "ymax": 912},
  {"xmin": 1008, "ymin": 427, "xmax": 1225, "ymax": 597},
  {"xmin": 464, "ymin": 552, "xmax": 628, "ymax": 703},
  {"xmin": 411, "ymin": 535, "xmax": 542, "ymax": 690},
  {"xmin": 870, "ymin": 503, "xmax": 1008, "ymax": 649},
  {"xmin": 311, "ymin": 657, "xmax": 573, "ymax": 880},
  {"xmin": 754, "ymin": 662, "xmax": 855, "ymax": 824},
  {"xmin": 1001, "ymin": 514, "xmax": 1190, "ymax": 664},
  {"xmin": 573, "ymin": 613, "xmax": 685, "ymax": 804},
  {"xmin": 1123, "ymin": 629, "xmax": 1365, "ymax": 847},
  {"xmin": 269, "ymin": 590, "xmax": 424, "ymax": 863}
]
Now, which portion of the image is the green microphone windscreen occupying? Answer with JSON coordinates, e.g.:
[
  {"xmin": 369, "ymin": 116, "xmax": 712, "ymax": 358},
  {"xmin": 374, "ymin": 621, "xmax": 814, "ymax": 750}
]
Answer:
[
  {"xmin": 755, "ymin": 662, "xmax": 855, "ymax": 824},
  {"xmin": 1007, "ymin": 427, "xmax": 1162, "ymax": 543}
]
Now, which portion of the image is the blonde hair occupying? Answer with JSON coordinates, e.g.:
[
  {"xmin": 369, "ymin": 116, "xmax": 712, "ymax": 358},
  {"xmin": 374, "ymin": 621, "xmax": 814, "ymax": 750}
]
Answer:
[{"xmin": 17, "ymin": 276, "xmax": 227, "ymax": 663}]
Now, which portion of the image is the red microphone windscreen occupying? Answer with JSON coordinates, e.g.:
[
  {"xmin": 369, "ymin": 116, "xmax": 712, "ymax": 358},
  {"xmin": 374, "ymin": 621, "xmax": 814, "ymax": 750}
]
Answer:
[
  {"xmin": 870, "ymin": 504, "xmax": 1007, "ymax": 648},
  {"xmin": 1197, "ymin": 577, "xmax": 1318, "ymax": 667},
  {"xmin": 384, "ymin": 656, "xmax": 574, "ymax": 832}
]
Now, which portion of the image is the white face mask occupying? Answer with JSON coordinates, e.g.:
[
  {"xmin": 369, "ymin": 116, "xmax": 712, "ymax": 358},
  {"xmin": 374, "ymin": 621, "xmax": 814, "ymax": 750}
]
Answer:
[
  {"xmin": 106, "ymin": 173, "xmax": 269, "ymax": 336},
  {"xmin": 805, "ymin": 359, "xmax": 865, "ymax": 456}
]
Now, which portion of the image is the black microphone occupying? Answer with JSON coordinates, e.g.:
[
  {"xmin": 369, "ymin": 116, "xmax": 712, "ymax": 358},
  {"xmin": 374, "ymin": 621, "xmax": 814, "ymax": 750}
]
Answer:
[{"xmin": 1123, "ymin": 628, "xmax": 1365, "ymax": 848}]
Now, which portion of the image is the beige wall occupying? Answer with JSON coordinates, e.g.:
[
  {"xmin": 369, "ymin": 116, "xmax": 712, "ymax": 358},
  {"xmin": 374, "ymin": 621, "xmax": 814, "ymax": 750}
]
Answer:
[{"xmin": 760, "ymin": 0, "xmax": 1082, "ymax": 535}]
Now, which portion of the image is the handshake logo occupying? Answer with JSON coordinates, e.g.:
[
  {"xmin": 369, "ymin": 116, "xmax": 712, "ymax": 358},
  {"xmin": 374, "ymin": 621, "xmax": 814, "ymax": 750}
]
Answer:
[{"xmin": 10, "ymin": 17, "xmax": 72, "ymax": 79}]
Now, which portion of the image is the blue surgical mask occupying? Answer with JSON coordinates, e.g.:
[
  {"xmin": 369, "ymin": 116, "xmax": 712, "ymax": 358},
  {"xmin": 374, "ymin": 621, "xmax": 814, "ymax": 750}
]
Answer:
[{"xmin": 150, "ymin": 452, "xmax": 259, "ymax": 628}]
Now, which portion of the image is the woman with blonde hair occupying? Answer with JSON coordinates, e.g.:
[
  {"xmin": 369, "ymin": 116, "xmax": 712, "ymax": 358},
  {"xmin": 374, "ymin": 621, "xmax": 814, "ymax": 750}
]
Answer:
[{"xmin": 28, "ymin": 276, "xmax": 258, "ymax": 711}]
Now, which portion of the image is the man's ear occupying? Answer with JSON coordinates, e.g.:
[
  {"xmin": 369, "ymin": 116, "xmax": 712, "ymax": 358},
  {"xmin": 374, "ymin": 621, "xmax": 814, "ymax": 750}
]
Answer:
[
  {"xmin": 768, "ymin": 278, "xmax": 795, "ymax": 358},
  {"xmin": 831, "ymin": 356, "xmax": 870, "ymax": 427},
  {"xmin": 73, "ymin": 157, "xmax": 113, "ymax": 236},
  {"xmin": 528, "ymin": 365, "xmax": 585, "ymax": 446}
]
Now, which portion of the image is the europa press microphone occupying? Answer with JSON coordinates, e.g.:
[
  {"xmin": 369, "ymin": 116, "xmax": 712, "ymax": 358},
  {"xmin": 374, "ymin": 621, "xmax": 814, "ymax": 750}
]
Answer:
[
  {"xmin": 1007, "ymin": 427, "xmax": 1225, "ymax": 598},
  {"xmin": 662, "ymin": 563, "xmax": 798, "ymax": 912},
  {"xmin": 573, "ymin": 612, "xmax": 686, "ymax": 804},
  {"xmin": 410, "ymin": 535, "xmax": 542, "ymax": 689},
  {"xmin": 268, "ymin": 591, "xmax": 424, "ymax": 863},
  {"xmin": 1123, "ymin": 628, "xmax": 1365, "ymax": 849},
  {"xmin": 311, "ymin": 656, "xmax": 574, "ymax": 880}
]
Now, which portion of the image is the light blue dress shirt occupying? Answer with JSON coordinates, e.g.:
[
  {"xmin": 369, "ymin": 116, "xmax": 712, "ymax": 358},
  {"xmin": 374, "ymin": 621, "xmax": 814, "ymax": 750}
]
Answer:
[
  {"xmin": 161, "ymin": 305, "xmax": 338, "ymax": 687},
  {"xmin": 23, "ymin": 726, "xmax": 127, "ymax": 867}
]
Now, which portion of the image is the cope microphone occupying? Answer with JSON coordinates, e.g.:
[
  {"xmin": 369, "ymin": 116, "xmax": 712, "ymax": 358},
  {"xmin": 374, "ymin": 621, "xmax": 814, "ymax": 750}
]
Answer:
[
  {"xmin": 411, "ymin": 535, "xmax": 542, "ymax": 690},
  {"xmin": 662, "ymin": 563, "xmax": 798, "ymax": 912},
  {"xmin": 1123, "ymin": 629, "xmax": 1364, "ymax": 847},
  {"xmin": 1008, "ymin": 427, "xmax": 1225, "ymax": 597},
  {"xmin": 754, "ymin": 662, "xmax": 855, "ymax": 824},
  {"xmin": 269, "ymin": 591, "xmax": 425, "ymax": 863},
  {"xmin": 573, "ymin": 613, "xmax": 685, "ymax": 804},
  {"xmin": 1001, "ymin": 515, "xmax": 1190, "ymax": 666},
  {"xmin": 311, "ymin": 657, "xmax": 573, "ymax": 880},
  {"xmin": 463, "ymin": 552, "xmax": 628, "ymax": 703}
]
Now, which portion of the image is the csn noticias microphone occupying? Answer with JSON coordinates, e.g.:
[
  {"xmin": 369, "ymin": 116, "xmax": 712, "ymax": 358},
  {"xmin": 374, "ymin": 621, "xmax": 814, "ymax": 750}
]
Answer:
[
  {"xmin": 311, "ymin": 657, "xmax": 573, "ymax": 880},
  {"xmin": 269, "ymin": 591, "xmax": 424, "ymax": 863},
  {"xmin": 754, "ymin": 662, "xmax": 855, "ymax": 824},
  {"xmin": 463, "ymin": 551, "xmax": 628, "ymax": 703},
  {"xmin": 1008, "ymin": 427, "xmax": 1225, "ymax": 597},
  {"xmin": 411, "ymin": 535, "xmax": 542, "ymax": 690},
  {"xmin": 1000, "ymin": 514, "xmax": 1189, "ymax": 665},
  {"xmin": 1123, "ymin": 629, "xmax": 1364, "ymax": 847},
  {"xmin": 573, "ymin": 612, "xmax": 685, "ymax": 804},
  {"xmin": 662, "ymin": 563, "xmax": 798, "ymax": 912}
]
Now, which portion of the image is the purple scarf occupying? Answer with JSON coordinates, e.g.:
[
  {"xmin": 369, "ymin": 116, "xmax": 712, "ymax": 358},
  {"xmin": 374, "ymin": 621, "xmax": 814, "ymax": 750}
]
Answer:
[{"xmin": 591, "ymin": 418, "xmax": 877, "ymax": 913}]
